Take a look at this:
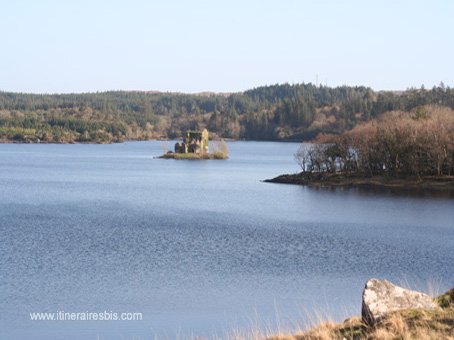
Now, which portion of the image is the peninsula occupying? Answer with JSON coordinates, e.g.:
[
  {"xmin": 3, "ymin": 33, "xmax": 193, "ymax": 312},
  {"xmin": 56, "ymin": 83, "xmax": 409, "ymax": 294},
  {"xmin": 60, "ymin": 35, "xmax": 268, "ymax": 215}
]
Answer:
[{"xmin": 266, "ymin": 106, "xmax": 454, "ymax": 192}]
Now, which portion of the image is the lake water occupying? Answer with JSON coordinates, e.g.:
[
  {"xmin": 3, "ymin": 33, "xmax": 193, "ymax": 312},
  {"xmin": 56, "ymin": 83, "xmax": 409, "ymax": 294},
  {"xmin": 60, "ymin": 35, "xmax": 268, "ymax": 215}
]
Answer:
[{"xmin": 0, "ymin": 141, "xmax": 453, "ymax": 340}]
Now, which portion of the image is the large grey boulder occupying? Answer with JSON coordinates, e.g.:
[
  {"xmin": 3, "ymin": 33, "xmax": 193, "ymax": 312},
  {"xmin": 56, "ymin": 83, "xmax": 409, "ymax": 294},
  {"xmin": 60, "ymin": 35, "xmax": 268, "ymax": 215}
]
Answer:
[{"xmin": 361, "ymin": 278, "xmax": 438, "ymax": 325}]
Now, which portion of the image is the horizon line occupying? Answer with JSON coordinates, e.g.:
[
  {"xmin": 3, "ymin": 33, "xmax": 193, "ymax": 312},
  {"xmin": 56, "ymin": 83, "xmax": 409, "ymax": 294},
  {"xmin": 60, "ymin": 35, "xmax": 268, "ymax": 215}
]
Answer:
[{"xmin": 0, "ymin": 81, "xmax": 449, "ymax": 96}]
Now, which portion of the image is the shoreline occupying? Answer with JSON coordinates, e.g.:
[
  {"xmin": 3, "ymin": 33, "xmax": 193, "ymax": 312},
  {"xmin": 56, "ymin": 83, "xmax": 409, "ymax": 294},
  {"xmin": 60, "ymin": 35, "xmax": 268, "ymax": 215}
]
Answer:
[
  {"xmin": 264, "ymin": 172, "xmax": 454, "ymax": 192},
  {"xmin": 157, "ymin": 152, "xmax": 228, "ymax": 160},
  {"xmin": 0, "ymin": 138, "xmax": 298, "ymax": 145}
]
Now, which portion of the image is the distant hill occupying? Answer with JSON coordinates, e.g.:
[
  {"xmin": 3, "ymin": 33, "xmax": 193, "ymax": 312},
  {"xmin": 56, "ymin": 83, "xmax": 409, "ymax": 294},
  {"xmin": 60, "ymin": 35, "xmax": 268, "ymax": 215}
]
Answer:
[{"xmin": 0, "ymin": 83, "xmax": 453, "ymax": 143}]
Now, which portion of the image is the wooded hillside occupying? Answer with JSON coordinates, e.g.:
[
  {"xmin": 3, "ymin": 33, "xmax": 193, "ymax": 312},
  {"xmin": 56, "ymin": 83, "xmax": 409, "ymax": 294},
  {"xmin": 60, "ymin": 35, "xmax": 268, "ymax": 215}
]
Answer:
[{"xmin": 0, "ymin": 83, "xmax": 453, "ymax": 143}]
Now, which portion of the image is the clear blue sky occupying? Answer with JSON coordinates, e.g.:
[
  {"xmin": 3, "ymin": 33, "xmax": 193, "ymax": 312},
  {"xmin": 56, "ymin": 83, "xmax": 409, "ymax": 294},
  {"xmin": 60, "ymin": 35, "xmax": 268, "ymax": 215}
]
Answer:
[{"xmin": 0, "ymin": 0, "xmax": 452, "ymax": 93}]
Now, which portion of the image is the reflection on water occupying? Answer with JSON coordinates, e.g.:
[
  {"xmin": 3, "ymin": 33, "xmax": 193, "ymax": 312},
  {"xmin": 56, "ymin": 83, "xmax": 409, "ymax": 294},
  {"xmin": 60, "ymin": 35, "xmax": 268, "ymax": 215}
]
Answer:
[
  {"xmin": 311, "ymin": 184, "xmax": 454, "ymax": 199},
  {"xmin": 0, "ymin": 141, "xmax": 453, "ymax": 340}
]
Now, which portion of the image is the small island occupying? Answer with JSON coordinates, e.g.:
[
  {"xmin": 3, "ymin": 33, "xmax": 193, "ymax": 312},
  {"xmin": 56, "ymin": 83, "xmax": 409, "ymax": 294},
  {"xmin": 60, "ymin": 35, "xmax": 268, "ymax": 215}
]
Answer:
[{"xmin": 159, "ymin": 128, "xmax": 228, "ymax": 160}]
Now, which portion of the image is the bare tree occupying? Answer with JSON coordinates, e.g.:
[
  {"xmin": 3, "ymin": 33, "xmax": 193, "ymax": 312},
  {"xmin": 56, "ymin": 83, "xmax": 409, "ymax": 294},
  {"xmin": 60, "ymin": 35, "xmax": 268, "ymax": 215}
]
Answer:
[{"xmin": 297, "ymin": 106, "xmax": 454, "ymax": 177}]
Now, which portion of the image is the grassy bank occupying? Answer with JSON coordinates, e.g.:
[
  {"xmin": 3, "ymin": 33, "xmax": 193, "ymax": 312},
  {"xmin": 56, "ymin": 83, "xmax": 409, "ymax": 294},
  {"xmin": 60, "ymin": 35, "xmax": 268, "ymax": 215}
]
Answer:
[
  {"xmin": 267, "ymin": 288, "xmax": 454, "ymax": 340},
  {"xmin": 265, "ymin": 172, "xmax": 454, "ymax": 192},
  {"xmin": 158, "ymin": 151, "xmax": 228, "ymax": 160}
]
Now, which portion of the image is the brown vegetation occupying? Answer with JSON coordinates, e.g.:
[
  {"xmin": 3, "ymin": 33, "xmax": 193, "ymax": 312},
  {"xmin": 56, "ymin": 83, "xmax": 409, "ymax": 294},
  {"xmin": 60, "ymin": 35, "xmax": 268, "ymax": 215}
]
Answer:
[
  {"xmin": 295, "ymin": 106, "xmax": 454, "ymax": 179},
  {"xmin": 266, "ymin": 287, "xmax": 454, "ymax": 340},
  {"xmin": 211, "ymin": 140, "xmax": 229, "ymax": 159}
]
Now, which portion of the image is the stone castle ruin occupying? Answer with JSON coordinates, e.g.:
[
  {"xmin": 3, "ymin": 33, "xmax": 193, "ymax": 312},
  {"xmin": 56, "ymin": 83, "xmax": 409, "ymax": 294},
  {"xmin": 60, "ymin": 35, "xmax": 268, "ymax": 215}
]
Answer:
[{"xmin": 174, "ymin": 129, "xmax": 209, "ymax": 154}]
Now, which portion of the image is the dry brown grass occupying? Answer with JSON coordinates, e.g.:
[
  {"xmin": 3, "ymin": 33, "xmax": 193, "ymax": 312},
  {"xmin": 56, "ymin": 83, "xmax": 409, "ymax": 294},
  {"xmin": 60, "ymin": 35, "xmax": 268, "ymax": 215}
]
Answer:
[
  {"xmin": 264, "ymin": 308, "xmax": 454, "ymax": 340},
  {"xmin": 264, "ymin": 288, "xmax": 454, "ymax": 340},
  {"xmin": 187, "ymin": 287, "xmax": 454, "ymax": 340}
]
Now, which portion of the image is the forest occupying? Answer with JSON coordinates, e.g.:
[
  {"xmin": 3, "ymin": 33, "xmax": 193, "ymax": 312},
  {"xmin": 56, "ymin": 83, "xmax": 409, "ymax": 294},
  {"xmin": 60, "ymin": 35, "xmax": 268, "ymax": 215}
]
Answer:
[
  {"xmin": 0, "ymin": 82, "xmax": 453, "ymax": 143},
  {"xmin": 295, "ymin": 105, "xmax": 454, "ymax": 178}
]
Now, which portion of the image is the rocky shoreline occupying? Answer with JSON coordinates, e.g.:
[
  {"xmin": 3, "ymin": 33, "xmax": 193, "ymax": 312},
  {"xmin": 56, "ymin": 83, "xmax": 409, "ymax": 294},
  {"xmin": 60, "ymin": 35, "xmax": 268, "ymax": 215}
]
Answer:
[{"xmin": 264, "ymin": 172, "xmax": 454, "ymax": 192}]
